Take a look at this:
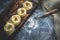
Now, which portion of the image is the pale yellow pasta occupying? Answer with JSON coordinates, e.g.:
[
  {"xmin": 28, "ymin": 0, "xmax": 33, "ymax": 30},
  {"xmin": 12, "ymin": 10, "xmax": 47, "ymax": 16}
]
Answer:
[
  {"xmin": 10, "ymin": 15, "xmax": 21, "ymax": 26},
  {"xmin": 23, "ymin": 1, "xmax": 33, "ymax": 10},
  {"xmin": 4, "ymin": 22, "xmax": 15, "ymax": 36},
  {"xmin": 17, "ymin": 8, "xmax": 27, "ymax": 17}
]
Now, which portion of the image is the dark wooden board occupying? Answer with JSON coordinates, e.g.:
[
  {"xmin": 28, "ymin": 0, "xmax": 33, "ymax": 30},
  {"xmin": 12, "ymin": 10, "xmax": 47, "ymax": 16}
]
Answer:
[{"xmin": 1, "ymin": 0, "xmax": 39, "ymax": 39}]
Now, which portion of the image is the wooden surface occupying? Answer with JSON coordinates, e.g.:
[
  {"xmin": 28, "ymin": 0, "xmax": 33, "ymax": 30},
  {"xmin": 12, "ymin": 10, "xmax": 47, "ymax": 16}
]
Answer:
[{"xmin": 2, "ymin": 0, "xmax": 38, "ymax": 39}]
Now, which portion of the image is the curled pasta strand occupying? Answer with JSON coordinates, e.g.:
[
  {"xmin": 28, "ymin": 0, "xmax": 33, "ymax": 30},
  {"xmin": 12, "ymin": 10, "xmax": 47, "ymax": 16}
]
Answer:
[
  {"xmin": 17, "ymin": 8, "xmax": 27, "ymax": 17},
  {"xmin": 4, "ymin": 22, "xmax": 15, "ymax": 36},
  {"xmin": 23, "ymin": 1, "xmax": 33, "ymax": 10},
  {"xmin": 10, "ymin": 15, "xmax": 21, "ymax": 26}
]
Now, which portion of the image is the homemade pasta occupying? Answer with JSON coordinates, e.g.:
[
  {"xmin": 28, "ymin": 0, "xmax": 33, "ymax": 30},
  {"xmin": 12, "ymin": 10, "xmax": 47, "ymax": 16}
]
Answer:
[
  {"xmin": 17, "ymin": 8, "xmax": 27, "ymax": 17},
  {"xmin": 4, "ymin": 22, "xmax": 15, "ymax": 36},
  {"xmin": 10, "ymin": 15, "xmax": 21, "ymax": 26},
  {"xmin": 23, "ymin": 1, "xmax": 33, "ymax": 10}
]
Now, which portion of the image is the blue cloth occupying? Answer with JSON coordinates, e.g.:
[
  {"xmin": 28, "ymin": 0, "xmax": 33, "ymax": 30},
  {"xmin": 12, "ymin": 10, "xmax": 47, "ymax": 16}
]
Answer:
[
  {"xmin": 13, "ymin": 8, "xmax": 57, "ymax": 40},
  {"xmin": 0, "ymin": 0, "xmax": 13, "ymax": 15}
]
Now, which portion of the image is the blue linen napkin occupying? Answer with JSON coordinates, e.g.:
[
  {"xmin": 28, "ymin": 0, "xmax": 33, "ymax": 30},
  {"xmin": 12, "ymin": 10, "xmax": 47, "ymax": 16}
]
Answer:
[{"xmin": 13, "ymin": 8, "xmax": 57, "ymax": 40}]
